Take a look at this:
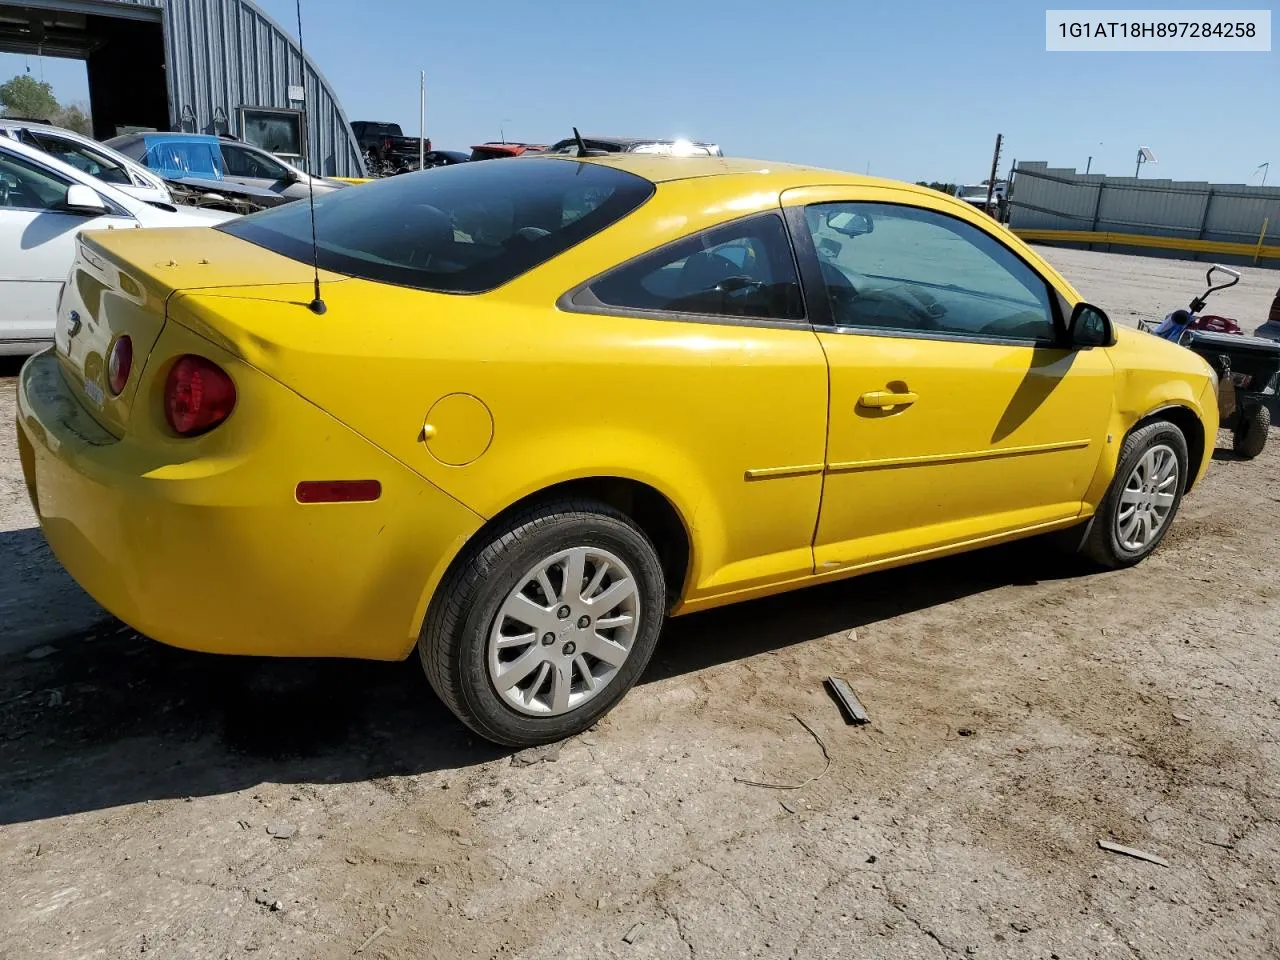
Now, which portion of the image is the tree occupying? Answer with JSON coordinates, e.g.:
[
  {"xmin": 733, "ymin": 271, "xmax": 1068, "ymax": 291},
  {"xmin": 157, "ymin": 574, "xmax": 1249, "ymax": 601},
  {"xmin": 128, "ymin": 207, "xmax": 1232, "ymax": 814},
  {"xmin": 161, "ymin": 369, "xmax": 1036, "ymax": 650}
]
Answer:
[
  {"xmin": 914, "ymin": 181, "xmax": 958, "ymax": 196},
  {"xmin": 55, "ymin": 102, "xmax": 93, "ymax": 136},
  {"xmin": 0, "ymin": 74, "xmax": 59, "ymax": 121}
]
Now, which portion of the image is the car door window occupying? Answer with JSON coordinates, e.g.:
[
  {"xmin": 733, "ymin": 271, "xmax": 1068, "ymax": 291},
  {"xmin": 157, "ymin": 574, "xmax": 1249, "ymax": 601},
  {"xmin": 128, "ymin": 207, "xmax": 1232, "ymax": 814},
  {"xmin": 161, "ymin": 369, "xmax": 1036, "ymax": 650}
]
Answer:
[
  {"xmin": 221, "ymin": 144, "xmax": 288, "ymax": 180},
  {"xmin": 21, "ymin": 131, "xmax": 132, "ymax": 186},
  {"xmin": 0, "ymin": 149, "xmax": 70, "ymax": 211},
  {"xmin": 802, "ymin": 202, "xmax": 1056, "ymax": 342},
  {"xmin": 585, "ymin": 214, "xmax": 805, "ymax": 321}
]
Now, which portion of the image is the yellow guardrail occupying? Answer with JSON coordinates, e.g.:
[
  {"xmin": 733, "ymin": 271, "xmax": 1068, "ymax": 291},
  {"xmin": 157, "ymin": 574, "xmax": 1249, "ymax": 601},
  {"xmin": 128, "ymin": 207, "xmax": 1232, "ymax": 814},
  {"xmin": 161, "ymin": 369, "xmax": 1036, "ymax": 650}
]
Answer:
[
  {"xmin": 332, "ymin": 177, "xmax": 372, "ymax": 185},
  {"xmin": 1014, "ymin": 227, "xmax": 1280, "ymax": 265}
]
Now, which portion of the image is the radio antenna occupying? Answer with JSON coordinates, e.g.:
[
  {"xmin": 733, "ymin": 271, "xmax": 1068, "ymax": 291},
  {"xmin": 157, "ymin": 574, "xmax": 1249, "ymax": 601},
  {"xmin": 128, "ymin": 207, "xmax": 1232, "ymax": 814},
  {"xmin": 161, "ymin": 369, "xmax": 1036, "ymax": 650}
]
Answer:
[{"xmin": 295, "ymin": 0, "xmax": 326, "ymax": 314}]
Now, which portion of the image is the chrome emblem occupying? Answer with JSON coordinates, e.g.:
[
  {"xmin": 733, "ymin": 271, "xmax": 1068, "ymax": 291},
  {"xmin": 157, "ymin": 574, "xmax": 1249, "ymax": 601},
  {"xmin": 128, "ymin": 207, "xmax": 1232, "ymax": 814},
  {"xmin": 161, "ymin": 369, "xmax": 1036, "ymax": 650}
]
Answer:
[{"xmin": 67, "ymin": 310, "xmax": 82, "ymax": 338}]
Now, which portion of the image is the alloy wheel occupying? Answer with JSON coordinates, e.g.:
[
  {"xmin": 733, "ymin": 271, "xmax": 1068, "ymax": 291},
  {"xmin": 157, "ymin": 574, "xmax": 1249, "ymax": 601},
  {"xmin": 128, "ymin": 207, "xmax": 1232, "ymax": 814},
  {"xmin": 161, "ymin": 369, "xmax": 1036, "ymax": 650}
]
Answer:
[
  {"xmin": 1116, "ymin": 443, "xmax": 1179, "ymax": 551},
  {"xmin": 487, "ymin": 546, "xmax": 641, "ymax": 717}
]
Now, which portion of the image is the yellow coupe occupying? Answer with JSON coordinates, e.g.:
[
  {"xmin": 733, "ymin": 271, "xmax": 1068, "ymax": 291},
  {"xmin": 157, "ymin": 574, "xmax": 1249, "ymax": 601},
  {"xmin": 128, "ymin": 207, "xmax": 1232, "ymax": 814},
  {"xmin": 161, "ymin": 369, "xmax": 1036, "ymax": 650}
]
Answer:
[{"xmin": 17, "ymin": 155, "xmax": 1218, "ymax": 745}]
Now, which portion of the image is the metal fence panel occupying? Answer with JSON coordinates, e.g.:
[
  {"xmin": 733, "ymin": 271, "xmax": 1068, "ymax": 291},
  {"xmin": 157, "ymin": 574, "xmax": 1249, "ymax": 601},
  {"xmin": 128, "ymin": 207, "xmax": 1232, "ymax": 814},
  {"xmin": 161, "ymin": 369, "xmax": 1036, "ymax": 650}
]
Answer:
[{"xmin": 1011, "ymin": 162, "xmax": 1280, "ymax": 264}]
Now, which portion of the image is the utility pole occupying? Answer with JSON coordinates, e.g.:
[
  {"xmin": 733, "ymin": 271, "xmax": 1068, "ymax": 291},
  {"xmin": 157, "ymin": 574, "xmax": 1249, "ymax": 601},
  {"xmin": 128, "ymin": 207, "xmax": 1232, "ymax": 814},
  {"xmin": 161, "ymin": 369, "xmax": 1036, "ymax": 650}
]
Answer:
[
  {"xmin": 1085, "ymin": 156, "xmax": 1092, "ymax": 174},
  {"xmin": 418, "ymin": 70, "xmax": 426, "ymax": 170},
  {"xmin": 984, "ymin": 133, "xmax": 1003, "ymax": 219},
  {"xmin": 1258, "ymin": 162, "xmax": 1270, "ymax": 186}
]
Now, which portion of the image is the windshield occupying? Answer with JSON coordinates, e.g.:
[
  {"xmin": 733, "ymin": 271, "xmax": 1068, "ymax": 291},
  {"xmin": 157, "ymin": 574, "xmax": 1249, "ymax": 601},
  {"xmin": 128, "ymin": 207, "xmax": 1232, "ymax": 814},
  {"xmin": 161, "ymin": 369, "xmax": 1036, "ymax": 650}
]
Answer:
[
  {"xmin": 22, "ymin": 131, "xmax": 134, "ymax": 186},
  {"xmin": 219, "ymin": 158, "xmax": 654, "ymax": 294}
]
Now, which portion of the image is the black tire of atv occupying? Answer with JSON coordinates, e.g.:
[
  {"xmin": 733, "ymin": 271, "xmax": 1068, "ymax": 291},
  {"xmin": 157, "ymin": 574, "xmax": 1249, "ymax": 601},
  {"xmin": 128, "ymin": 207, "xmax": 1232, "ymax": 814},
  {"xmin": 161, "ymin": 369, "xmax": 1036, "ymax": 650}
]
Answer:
[
  {"xmin": 1081, "ymin": 420, "xmax": 1189, "ymax": 569},
  {"xmin": 418, "ymin": 499, "xmax": 667, "ymax": 747},
  {"xmin": 1232, "ymin": 402, "xmax": 1270, "ymax": 459}
]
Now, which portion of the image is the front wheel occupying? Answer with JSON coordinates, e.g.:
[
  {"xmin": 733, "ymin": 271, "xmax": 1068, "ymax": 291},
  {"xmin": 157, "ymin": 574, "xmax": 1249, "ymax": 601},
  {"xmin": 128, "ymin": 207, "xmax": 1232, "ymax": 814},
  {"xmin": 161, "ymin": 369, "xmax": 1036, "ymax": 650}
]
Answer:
[
  {"xmin": 419, "ymin": 499, "xmax": 667, "ymax": 747},
  {"xmin": 1081, "ymin": 420, "xmax": 1189, "ymax": 569}
]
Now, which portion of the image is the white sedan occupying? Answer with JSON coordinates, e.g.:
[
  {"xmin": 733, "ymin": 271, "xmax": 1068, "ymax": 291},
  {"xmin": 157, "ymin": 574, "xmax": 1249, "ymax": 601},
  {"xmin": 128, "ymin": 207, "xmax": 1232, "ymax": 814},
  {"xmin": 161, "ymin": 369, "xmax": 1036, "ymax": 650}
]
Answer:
[
  {"xmin": 0, "ymin": 120, "xmax": 173, "ymax": 207},
  {"xmin": 0, "ymin": 137, "xmax": 235, "ymax": 356}
]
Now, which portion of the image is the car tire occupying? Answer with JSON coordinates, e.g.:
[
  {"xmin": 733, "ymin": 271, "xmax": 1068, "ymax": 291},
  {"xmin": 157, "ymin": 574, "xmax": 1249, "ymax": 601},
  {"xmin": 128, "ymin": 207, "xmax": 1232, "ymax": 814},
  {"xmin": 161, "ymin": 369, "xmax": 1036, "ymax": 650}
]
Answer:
[
  {"xmin": 418, "ymin": 499, "xmax": 667, "ymax": 747},
  {"xmin": 1080, "ymin": 420, "xmax": 1189, "ymax": 569},
  {"xmin": 1232, "ymin": 402, "xmax": 1270, "ymax": 459}
]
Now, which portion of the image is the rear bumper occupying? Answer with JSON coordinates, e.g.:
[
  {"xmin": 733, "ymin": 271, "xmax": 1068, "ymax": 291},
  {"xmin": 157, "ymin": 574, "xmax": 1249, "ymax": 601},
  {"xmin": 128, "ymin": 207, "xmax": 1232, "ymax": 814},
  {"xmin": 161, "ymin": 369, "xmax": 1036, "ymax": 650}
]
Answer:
[{"xmin": 17, "ymin": 343, "xmax": 483, "ymax": 660}]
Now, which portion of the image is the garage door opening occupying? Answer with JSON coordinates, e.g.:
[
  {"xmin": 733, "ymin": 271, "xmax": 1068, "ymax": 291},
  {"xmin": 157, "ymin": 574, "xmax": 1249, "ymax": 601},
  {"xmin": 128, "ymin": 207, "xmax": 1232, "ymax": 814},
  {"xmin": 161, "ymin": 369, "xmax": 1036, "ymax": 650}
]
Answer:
[{"xmin": 0, "ymin": 2, "xmax": 167, "ymax": 138}]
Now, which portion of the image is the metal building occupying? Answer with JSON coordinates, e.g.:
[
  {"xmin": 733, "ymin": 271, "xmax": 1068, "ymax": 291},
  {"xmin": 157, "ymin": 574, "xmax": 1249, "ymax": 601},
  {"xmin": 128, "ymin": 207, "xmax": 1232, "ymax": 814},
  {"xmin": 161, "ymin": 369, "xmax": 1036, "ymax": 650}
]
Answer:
[{"xmin": 0, "ymin": 0, "xmax": 366, "ymax": 176}]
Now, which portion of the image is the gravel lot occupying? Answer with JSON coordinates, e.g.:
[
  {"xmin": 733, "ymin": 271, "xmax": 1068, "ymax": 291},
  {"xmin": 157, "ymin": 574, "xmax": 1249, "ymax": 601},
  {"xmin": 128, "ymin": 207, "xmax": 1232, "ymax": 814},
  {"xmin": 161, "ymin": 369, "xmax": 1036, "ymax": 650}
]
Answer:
[{"xmin": 2, "ymin": 247, "xmax": 1278, "ymax": 960}]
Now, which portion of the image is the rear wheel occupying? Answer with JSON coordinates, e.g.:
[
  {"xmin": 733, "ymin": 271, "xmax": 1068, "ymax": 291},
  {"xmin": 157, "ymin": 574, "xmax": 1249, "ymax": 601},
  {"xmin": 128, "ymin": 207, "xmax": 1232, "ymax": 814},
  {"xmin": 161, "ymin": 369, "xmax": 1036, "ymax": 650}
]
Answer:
[
  {"xmin": 419, "ymin": 499, "xmax": 666, "ymax": 747},
  {"xmin": 1082, "ymin": 420, "xmax": 1188, "ymax": 569},
  {"xmin": 1232, "ymin": 401, "xmax": 1270, "ymax": 459}
]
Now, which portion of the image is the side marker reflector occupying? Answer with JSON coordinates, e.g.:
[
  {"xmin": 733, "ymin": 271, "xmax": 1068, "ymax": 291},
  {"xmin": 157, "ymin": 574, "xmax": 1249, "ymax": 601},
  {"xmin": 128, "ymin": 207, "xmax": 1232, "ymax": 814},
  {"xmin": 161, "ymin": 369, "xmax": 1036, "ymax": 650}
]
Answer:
[{"xmin": 295, "ymin": 480, "xmax": 382, "ymax": 503}]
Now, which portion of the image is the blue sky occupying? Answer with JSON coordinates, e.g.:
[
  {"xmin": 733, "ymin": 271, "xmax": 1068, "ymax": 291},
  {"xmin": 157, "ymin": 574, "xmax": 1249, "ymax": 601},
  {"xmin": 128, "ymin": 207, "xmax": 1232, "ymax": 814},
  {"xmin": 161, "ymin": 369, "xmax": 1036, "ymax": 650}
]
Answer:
[{"xmin": 1, "ymin": 0, "xmax": 1275, "ymax": 184}]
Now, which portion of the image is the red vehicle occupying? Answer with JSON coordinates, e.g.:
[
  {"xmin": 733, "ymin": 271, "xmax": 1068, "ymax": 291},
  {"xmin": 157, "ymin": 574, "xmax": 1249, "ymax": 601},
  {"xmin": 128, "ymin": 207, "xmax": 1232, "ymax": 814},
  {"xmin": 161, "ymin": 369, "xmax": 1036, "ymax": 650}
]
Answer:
[{"xmin": 468, "ymin": 142, "xmax": 546, "ymax": 161}]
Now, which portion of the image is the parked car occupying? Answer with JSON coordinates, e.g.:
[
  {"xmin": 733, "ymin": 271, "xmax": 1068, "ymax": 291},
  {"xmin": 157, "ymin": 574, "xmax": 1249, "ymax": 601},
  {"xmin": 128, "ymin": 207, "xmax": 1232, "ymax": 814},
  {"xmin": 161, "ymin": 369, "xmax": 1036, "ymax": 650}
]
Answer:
[
  {"xmin": 469, "ymin": 142, "xmax": 546, "ymax": 161},
  {"xmin": 0, "ymin": 137, "xmax": 233, "ymax": 355},
  {"xmin": 351, "ymin": 121, "xmax": 425, "ymax": 173},
  {"xmin": 106, "ymin": 131, "xmax": 222, "ymax": 179},
  {"xmin": 107, "ymin": 132, "xmax": 345, "ymax": 204},
  {"xmin": 215, "ymin": 135, "xmax": 347, "ymax": 200},
  {"xmin": 954, "ymin": 182, "xmax": 1008, "ymax": 220},
  {"xmin": 18, "ymin": 155, "xmax": 1218, "ymax": 747},
  {"xmin": 0, "ymin": 120, "xmax": 173, "ymax": 206},
  {"xmin": 543, "ymin": 135, "xmax": 722, "ymax": 157},
  {"xmin": 422, "ymin": 150, "xmax": 470, "ymax": 169}
]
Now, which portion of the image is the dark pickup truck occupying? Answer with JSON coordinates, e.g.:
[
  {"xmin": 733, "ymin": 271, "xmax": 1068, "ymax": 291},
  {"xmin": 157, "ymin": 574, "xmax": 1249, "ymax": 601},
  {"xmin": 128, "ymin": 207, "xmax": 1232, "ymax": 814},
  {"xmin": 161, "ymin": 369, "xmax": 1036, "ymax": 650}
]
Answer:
[{"xmin": 351, "ymin": 121, "xmax": 427, "ymax": 174}]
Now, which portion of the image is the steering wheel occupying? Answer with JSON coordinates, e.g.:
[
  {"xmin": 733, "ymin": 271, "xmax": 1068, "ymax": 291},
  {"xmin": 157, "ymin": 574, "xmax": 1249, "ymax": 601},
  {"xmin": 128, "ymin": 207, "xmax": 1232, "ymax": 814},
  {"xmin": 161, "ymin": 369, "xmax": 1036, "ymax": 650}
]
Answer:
[{"xmin": 820, "ymin": 261, "xmax": 943, "ymax": 330}]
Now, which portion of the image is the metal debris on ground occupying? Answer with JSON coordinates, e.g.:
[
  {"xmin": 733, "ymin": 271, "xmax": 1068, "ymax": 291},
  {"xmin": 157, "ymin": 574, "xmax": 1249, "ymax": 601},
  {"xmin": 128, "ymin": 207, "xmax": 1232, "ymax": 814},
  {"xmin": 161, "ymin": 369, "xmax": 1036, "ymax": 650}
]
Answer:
[
  {"xmin": 780, "ymin": 800, "xmax": 797, "ymax": 814},
  {"xmin": 622, "ymin": 922, "xmax": 644, "ymax": 944},
  {"xmin": 825, "ymin": 677, "xmax": 871, "ymax": 725},
  {"xmin": 1098, "ymin": 839, "xmax": 1170, "ymax": 867},
  {"xmin": 354, "ymin": 924, "xmax": 389, "ymax": 954},
  {"xmin": 734, "ymin": 713, "xmax": 832, "ymax": 790}
]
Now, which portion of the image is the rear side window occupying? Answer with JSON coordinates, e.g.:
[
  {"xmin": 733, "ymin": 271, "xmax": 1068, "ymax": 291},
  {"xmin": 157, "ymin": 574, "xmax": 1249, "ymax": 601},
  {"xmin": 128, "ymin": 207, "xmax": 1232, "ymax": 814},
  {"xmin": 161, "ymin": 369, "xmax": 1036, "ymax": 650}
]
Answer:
[
  {"xmin": 582, "ymin": 214, "xmax": 804, "ymax": 321},
  {"xmin": 219, "ymin": 158, "xmax": 654, "ymax": 294}
]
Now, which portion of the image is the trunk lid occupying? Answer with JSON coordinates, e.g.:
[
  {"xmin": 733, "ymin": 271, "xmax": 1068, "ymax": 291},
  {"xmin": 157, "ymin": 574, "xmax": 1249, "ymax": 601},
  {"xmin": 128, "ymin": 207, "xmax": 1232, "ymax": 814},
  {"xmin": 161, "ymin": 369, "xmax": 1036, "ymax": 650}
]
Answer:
[{"xmin": 55, "ymin": 226, "xmax": 343, "ymax": 436}]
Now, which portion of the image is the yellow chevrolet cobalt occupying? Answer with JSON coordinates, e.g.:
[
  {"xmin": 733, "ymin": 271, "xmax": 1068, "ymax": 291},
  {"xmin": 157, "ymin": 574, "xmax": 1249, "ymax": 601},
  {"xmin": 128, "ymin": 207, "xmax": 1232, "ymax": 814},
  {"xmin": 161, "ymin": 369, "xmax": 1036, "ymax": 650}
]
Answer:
[{"xmin": 18, "ymin": 155, "xmax": 1217, "ymax": 746}]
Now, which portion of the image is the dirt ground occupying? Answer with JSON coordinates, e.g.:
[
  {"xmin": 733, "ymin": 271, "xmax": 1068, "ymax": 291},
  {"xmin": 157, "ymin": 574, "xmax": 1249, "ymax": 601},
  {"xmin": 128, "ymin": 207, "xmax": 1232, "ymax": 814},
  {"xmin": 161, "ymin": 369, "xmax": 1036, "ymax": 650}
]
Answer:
[{"xmin": 2, "ymin": 247, "xmax": 1279, "ymax": 960}]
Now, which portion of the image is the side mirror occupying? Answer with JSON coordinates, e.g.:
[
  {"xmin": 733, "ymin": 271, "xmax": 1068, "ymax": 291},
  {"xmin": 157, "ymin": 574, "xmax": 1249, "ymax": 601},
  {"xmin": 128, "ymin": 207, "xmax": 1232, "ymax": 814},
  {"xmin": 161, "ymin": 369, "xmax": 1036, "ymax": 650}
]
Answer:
[
  {"xmin": 63, "ymin": 184, "xmax": 107, "ymax": 216},
  {"xmin": 283, "ymin": 168, "xmax": 303, "ymax": 184},
  {"xmin": 1068, "ymin": 302, "xmax": 1114, "ymax": 348}
]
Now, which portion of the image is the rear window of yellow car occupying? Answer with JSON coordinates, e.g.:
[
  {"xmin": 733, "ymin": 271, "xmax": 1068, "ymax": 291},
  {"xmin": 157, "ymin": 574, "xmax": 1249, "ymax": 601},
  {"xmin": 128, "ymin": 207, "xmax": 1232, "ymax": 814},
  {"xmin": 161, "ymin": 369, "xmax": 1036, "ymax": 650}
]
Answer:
[{"xmin": 218, "ymin": 159, "xmax": 654, "ymax": 294}]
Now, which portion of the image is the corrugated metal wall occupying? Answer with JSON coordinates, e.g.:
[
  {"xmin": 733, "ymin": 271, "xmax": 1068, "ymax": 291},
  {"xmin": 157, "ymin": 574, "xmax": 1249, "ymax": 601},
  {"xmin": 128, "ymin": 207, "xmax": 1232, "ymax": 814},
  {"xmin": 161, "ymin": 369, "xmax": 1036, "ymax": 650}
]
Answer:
[
  {"xmin": 1011, "ymin": 162, "xmax": 1280, "ymax": 262},
  {"xmin": 111, "ymin": 0, "xmax": 364, "ymax": 176}
]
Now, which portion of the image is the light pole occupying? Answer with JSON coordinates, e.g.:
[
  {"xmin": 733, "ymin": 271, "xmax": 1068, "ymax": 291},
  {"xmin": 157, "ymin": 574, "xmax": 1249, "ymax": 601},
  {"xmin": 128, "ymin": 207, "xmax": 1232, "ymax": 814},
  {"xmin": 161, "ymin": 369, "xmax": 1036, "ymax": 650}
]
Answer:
[
  {"xmin": 418, "ymin": 70, "xmax": 426, "ymax": 170},
  {"xmin": 1257, "ymin": 162, "xmax": 1270, "ymax": 187},
  {"xmin": 1134, "ymin": 146, "xmax": 1156, "ymax": 179},
  {"xmin": 1085, "ymin": 142, "xmax": 1102, "ymax": 174}
]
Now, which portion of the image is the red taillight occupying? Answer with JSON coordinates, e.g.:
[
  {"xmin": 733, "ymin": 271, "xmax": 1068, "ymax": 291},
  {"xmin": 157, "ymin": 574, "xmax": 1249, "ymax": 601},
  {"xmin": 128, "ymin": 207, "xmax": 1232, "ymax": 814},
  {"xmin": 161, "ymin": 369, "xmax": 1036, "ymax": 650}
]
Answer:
[
  {"xmin": 107, "ymin": 335, "xmax": 133, "ymax": 395},
  {"xmin": 164, "ymin": 355, "xmax": 236, "ymax": 437},
  {"xmin": 295, "ymin": 480, "xmax": 382, "ymax": 503}
]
